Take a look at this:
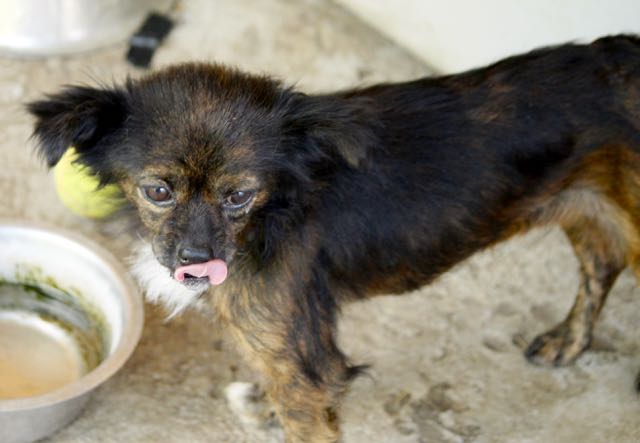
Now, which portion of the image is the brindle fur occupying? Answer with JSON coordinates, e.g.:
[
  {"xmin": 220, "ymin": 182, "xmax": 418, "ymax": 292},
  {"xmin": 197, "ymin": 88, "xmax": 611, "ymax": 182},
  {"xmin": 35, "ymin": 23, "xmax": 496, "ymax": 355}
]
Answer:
[{"xmin": 28, "ymin": 35, "xmax": 640, "ymax": 442}]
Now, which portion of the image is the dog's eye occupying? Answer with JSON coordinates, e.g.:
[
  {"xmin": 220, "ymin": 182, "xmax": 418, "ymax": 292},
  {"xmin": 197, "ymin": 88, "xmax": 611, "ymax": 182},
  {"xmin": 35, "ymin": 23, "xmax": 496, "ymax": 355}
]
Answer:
[
  {"xmin": 142, "ymin": 185, "xmax": 173, "ymax": 204},
  {"xmin": 223, "ymin": 191, "xmax": 254, "ymax": 209}
]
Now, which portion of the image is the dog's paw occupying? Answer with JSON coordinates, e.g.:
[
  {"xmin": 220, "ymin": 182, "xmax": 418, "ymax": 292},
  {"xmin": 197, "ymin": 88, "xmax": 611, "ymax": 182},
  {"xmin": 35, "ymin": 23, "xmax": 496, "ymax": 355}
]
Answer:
[
  {"xmin": 225, "ymin": 382, "xmax": 278, "ymax": 429},
  {"xmin": 524, "ymin": 323, "xmax": 590, "ymax": 367}
]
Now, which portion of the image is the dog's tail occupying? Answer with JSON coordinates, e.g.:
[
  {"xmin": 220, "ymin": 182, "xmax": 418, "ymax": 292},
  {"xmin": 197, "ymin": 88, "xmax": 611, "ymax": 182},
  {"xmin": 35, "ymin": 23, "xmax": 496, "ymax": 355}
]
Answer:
[
  {"xmin": 594, "ymin": 33, "xmax": 640, "ymax": 50},
  {"xmin": 594, "ymin": 34, "xmax": 640, "ymax": 76},
  {"xmin": 593, "ymin": 35, "xmax": 640, "ymax": 147}
]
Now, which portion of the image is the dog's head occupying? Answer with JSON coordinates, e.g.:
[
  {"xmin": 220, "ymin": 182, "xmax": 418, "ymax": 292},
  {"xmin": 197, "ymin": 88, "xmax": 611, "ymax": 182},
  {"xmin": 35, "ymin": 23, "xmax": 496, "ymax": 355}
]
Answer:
[{"xmin": 28, "ymin": 63, "xmax": 375, "ymax": 314}]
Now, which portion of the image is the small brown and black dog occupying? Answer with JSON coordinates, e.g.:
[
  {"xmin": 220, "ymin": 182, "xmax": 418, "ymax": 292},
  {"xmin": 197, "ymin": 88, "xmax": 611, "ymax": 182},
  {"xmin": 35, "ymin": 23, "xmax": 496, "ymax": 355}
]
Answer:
[{"xmin": 29, "ymin": 35, "xmax": 640, "ymax": 442}]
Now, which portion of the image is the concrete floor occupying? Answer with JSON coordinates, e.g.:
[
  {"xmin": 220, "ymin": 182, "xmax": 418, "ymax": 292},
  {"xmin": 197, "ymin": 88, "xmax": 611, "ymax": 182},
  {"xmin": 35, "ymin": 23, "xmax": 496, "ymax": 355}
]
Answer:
[{"xmin": 1, "ymin": 1, "xmax": 640, "ymax": 442}]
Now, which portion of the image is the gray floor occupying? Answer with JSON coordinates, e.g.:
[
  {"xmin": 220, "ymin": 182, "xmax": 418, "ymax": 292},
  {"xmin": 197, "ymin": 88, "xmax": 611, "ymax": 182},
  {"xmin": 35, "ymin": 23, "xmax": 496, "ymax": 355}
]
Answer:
[{"xmin": 2, "ymin": 1, "xmax": 640, "ymax": 442}]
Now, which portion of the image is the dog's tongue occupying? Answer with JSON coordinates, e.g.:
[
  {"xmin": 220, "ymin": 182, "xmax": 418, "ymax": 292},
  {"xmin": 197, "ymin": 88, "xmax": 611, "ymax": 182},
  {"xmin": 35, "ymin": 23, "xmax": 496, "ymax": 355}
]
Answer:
[{"xmin": 174, "ymin": 260, "xmax": 228, "ymax": 285}]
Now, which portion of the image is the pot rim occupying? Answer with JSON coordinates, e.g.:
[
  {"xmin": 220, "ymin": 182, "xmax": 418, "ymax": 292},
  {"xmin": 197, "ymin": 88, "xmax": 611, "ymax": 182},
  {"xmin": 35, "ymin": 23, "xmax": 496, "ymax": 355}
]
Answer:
[{"xmin": 0, "ymin": 219, "xmax": 143, "ymax": 411}]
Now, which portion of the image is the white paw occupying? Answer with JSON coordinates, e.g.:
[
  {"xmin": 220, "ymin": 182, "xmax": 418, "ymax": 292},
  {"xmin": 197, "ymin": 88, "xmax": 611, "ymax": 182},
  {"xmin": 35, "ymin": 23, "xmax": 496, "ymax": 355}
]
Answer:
[{"xmin": 225, "ymin": 382, "xmax": 277, "ymax": 429}]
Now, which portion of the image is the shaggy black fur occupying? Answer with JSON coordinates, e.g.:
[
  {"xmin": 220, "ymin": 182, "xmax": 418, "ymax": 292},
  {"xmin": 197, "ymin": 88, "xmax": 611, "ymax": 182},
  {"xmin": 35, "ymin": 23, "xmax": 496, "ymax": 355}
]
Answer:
[{"xmin": 28, "ymin": 35, "xmax": 640, "ymax": 442}]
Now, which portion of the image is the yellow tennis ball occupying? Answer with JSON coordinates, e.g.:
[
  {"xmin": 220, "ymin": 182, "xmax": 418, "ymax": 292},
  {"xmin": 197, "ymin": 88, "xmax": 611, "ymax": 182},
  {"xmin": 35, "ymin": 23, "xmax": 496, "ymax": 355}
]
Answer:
[{"xmin": 53, "ymin": 148, "xmax": 124, "ymax": 219}]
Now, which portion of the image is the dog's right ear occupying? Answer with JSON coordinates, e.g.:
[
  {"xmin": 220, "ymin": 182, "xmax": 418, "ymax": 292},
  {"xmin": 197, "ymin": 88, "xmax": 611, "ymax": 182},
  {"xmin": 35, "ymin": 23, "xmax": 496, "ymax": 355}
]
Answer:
[
  {"xmin": 281, "ymin": 92, "xmax": 380, "ymax": 170},
  {"xmin": 27, "ymin": 86, "xmax": 128, "ymax": 167}
]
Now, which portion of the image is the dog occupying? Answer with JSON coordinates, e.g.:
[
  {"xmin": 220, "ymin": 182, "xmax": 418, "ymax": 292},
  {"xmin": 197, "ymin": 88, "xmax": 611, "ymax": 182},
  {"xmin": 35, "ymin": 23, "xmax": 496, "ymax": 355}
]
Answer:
[{"xmin": 28, "ymin": 34, "xmax": 640, "ymax": 442}]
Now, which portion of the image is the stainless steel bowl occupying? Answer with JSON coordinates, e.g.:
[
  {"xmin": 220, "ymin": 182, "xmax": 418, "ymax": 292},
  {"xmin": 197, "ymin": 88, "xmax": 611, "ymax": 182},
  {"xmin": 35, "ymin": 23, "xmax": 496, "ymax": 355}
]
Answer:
[
  {"xmin": 0, "ymin": 0, "xmax": 172, "ymax": 56},
  {"xmin": 0, "ymin": 222, "xmax": 143, "ymax": 443}
]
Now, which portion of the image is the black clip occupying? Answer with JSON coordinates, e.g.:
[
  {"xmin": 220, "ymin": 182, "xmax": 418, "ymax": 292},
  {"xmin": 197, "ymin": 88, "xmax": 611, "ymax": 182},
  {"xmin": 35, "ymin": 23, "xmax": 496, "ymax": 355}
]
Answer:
[{"xmin": 126, "ymin": 13, "xmax": 174, "ymax": 68}]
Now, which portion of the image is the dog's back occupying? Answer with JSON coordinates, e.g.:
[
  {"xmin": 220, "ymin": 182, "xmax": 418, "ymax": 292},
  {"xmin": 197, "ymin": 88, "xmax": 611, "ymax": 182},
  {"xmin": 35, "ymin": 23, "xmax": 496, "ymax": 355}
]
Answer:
[
  {"xmin": 311, "ymin": 35, "xmax": 640, "ymax": 301},
  {"xmin": 307, "ymin": 35, "xmax": 640, "ymax": 370}
]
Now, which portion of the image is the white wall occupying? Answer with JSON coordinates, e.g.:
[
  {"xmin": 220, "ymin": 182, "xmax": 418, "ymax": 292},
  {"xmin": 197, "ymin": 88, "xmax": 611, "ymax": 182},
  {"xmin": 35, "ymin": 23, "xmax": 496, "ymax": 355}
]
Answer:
[{"xmin": 335, "ymin": 0, "xmax": 640, "ymax": 73}]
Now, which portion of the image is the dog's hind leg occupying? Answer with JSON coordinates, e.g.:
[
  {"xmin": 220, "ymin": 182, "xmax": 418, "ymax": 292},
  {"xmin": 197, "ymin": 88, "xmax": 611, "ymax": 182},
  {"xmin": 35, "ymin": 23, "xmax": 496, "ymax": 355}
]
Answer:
[{"xmin": 525, "ymin": 214, "xmax": 626, "ymax": 366}]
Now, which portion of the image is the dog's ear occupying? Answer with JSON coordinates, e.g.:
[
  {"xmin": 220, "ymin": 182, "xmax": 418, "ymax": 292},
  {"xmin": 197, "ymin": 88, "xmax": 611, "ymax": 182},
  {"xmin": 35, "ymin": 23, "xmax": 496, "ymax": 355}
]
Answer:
[
  {"xmin": 27, "ymin": 86, "xmax": 128, "ymax": 167},
  {"xmin": 282, "ymin": 93, "xmax": 379, "ymax": 169}
]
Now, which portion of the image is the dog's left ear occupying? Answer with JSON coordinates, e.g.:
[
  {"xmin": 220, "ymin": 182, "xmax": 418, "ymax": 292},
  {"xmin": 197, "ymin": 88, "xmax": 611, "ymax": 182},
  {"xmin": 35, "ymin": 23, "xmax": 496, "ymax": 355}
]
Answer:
[
  {"xmin": 27, "ymin": 86, "xmax": 128, "ymax": 167},
  {"xmin": 282, "ymin": 93, "xmax": 379, "ymax": 168}
]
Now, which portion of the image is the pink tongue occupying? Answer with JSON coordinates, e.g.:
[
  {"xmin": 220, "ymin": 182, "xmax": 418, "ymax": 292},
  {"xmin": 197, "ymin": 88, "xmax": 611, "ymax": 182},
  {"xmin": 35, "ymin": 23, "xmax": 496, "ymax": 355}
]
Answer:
[{"xmin": 174, "ymin": 259, "xmax": 228, "ymax": 285}]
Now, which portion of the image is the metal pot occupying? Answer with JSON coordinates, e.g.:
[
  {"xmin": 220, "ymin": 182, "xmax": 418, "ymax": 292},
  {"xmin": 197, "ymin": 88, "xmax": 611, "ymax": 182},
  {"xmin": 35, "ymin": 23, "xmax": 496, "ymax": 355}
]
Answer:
[
  {"xmin": 0, "ymin": 222, "xmax": 143, "ymax": 443},
  {"xmin": 0, "ymin": 0, "xmax": 171, "ymax": 56}
]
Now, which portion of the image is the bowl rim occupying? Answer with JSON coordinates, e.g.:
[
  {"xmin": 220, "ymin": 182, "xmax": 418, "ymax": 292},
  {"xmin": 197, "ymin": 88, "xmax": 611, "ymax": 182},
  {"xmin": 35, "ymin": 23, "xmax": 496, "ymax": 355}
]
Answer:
[{"xmin": 0, "ymin": 220, "xmax": 144, "ymax": 411}]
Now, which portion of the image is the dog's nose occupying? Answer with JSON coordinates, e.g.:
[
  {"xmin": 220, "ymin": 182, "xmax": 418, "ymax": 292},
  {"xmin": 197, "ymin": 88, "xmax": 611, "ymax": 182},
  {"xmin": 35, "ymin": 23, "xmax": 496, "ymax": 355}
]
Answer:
[{"xmin": 177, "ymin": 246, "xmax": 214, "ymax": 265}]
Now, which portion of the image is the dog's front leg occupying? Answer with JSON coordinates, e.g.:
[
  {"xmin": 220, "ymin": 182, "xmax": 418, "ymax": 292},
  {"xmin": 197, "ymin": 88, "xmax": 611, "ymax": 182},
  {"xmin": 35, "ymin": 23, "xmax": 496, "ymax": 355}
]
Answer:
[{"xmin": 222, "ymin": 290, "xmax": 356, "ymax": 443}]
